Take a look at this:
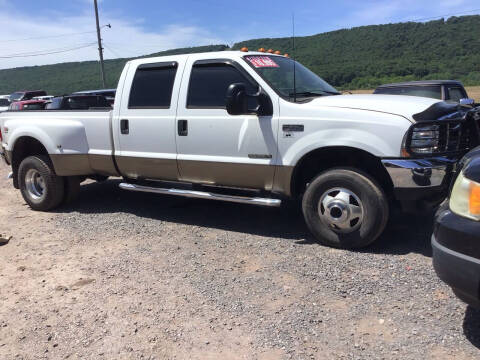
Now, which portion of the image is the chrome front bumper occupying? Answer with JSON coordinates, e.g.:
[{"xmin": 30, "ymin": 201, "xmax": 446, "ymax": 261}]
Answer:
[
  {"xmin": 381, "ymin": 157, "xmax": 458, "ymax": 189},
  {"xmin": 381, "ymin": 157, "xmax": 459, "ymax": 210}
]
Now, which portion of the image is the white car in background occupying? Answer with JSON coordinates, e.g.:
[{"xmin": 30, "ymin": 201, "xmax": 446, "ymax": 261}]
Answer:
[
  {"xmin": 0, "ymin": 95, "xmax": 10, "ymax": 112},
  {"xmin": 32, "ymin": 95, "xmax": 54, "ymax": 101}
]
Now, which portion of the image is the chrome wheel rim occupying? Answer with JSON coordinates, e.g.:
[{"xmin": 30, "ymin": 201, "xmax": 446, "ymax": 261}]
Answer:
[
  {"xmin": 25, "ymin": 169, "xmax": 46, "ymax": 201},
  {"xmin": 318, "ymin": 187, "xmax": 364, "ymax": 233}
]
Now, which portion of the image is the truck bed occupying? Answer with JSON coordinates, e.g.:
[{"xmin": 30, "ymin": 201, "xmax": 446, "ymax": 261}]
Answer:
[{"xmin": 0, "ymin": 109, "xmax": 118, "ymax": 177}]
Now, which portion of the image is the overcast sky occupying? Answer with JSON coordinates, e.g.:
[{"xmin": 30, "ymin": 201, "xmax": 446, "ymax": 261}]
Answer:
[{"xmin": 0, "ymin": 0, "xmax": 478, "ymax": 70}]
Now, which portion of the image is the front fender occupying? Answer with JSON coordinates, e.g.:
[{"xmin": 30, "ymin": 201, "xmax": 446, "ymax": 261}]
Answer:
[{"xmin": 282, "ymin": 128, "xmax": 403, "ymax": 166}]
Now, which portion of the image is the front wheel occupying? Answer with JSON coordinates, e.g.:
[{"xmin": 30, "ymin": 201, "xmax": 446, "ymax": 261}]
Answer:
[
  {"xmin": 18, "ymin": 155, "xmax": 65, "ymax": 211},
  {"xmin": 302, "ymin": 168, "xmax": 389, "ymax": 249}
]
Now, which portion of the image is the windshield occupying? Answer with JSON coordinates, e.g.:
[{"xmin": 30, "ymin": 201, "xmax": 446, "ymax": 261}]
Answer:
[
  {"xmin": 10, "ymin": 92, "xmax": 24, "ymax": 101},
  {"xmin": 243, "ymin": 55, "xmax": 339, "ymax": 100}
]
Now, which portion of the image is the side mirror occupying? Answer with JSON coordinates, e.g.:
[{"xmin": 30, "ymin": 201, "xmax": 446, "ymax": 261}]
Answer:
[
  {"xmin": 226, "ymin": 83, "xmax": 248, "ymax": 115},
  {"xmin": 459, "ymin": 98, "xmax": 475, "ymax": 106},
  {"xmin": 226, "ymin": 83, "xmax": 273, "ymax": 116}
]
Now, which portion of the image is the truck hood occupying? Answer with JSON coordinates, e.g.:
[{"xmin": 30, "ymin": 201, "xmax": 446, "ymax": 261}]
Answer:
[{"xmin": 311, "ymin": 94, "xmax": 442, "ymax": 122}]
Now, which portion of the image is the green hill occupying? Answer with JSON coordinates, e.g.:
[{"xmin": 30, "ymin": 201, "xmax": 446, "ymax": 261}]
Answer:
[{"xmin": 1, "ymin": 15, "xmax": 480, "ymax": 94}]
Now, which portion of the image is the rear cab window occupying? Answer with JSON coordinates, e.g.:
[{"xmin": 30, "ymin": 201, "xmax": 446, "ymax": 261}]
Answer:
[{"xmin": 24, "ymin": 91, "xmax": 47, "ymax": 100}]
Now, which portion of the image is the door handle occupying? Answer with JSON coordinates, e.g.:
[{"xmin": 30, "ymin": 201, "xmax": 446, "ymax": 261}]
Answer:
[
  {"xmin": 178, "ymin": 120, "xmax": 188, "ymax": 136},
  {"xmin": 120, "ymin": 119, "xmax": 129, "ymax": 135}
]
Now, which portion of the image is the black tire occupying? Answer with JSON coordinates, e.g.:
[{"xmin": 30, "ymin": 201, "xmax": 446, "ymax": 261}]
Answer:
[
  {"xmin": 63, "ymin": 176, "xmax": 81, "ymax": 205},
  {"xmin": 302, "ymin": 168, "xmax": 389, "ymax": 249},
  {"xmin": 18, "ymin": 155, "xmax": 65, "ymax": 211}
]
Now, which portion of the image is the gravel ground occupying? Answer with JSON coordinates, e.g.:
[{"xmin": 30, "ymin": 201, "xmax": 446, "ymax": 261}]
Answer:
[{"xmin": 0, "ymin": 161, "xmax": 479, "ymax": 359}]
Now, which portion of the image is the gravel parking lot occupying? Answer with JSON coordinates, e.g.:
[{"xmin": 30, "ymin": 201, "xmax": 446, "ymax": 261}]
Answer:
[{"xmin": 0, "ymin": 161, "xmax": 479, "ymax": 359}]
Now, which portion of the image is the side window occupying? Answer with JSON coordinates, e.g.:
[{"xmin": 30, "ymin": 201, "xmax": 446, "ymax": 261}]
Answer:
[
  {"xmin": 187, "ymin": 63, "xmax": 256, "ymax": 108},
  {"xmin": 446, "ymin": 87, "xmax": 466, "ymax": 102},
  {"xmin": 128, "ymin": 63, "xmax": 177, "ymax": 108}
]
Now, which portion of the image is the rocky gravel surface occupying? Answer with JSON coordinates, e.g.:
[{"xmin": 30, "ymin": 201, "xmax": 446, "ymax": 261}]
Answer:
[{"xmin": 0, "ymin": 162, "xmax": 479, "ymax": 359}]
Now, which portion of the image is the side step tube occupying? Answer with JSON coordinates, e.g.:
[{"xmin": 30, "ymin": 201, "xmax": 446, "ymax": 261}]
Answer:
[{"xmin": 119, "ymin": 182, "xmax": 281, "ymax": 207}]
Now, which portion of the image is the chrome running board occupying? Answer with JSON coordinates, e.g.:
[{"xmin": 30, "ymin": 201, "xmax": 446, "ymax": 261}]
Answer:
[
  {"xmin": 119, "ymin": 182, "xmax": 281, "ymax": 207},
  {"xmin": 7, "ymin": 172, "xmax": 13, "ymax": 180}
]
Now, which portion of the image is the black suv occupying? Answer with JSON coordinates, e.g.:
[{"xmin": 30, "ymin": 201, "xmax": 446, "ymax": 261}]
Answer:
[
  {"xmin": 433, "ymin": 145, "xmax": 480, "ymax": 308},
  {"xmin": 374, "ymin": 80, "xmax": 473, "ymax": 104},
  {"xmin": 72, "ymin": 89, "xmax": 116, "ymax": 106},
  {"xmin": 45, "ymin": 95, "xmax": 111, "ymax": 110}
]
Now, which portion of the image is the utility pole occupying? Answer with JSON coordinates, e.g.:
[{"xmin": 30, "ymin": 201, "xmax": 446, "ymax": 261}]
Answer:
[{"xmin": 94, "ymin": 0, "xmax": 106, "ymax": 88}]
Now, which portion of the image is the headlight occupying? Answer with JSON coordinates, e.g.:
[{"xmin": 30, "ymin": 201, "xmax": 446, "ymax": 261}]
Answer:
[
  {"xmin": 406, "ymin": 124, "xmax": 440, "ymax": 155},
  {"xmin": 449, "ymin": 171, "xmax": 480, "ymax": 221}
]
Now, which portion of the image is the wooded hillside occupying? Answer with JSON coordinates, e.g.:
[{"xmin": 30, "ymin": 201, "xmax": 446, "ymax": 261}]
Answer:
[{"xmin": 1, "ymin": 15, "xmax": 479, "ymax": 94}]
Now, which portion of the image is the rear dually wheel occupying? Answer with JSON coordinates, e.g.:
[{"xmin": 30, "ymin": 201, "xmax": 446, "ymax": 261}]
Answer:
[{"xmin": 18, "ymin": 155, "xmax": 65, "ymax": 211}]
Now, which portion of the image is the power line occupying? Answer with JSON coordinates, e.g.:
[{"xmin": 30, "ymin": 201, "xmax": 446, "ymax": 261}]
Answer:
[
  {"xmin": 103, "ymin": 43, "xmax": 123, "ymax": 58},
  {"xmin": 0, "ymin": 25, "xmax": 110, "ymax": 44},
  {"xmin": 0, "ymin": 43, "xmax": 97, "ymax": 59},
  {"xmin": 0, "ymin": 42, "xmax": 96, "ymax": 57}
]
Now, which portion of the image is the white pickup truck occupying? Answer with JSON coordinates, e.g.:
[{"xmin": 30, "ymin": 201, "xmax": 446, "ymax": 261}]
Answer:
[{"xmin": 1, "ymin": 50, "xmax": 479, "ymax": 248}]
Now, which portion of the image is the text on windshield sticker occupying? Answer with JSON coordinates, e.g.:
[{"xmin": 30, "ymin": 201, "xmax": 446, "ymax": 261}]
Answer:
[{"xmin": 246, "ymin": 56, "xmax": 279, "ymax": 68}]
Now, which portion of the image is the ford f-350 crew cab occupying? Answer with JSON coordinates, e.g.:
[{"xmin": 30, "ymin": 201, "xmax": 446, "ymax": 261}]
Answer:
[{"xmin": 1, "ymin": 51, "xmax": 479, "ymax": 248}]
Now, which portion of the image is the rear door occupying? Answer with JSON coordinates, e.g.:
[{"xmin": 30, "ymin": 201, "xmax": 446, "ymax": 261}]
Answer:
[{"xmin": 114, "ymin": 59, "xmax": 185, "ymax": 180}]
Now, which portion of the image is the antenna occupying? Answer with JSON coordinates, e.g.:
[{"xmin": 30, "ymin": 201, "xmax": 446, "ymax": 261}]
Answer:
[{"xmin": 292, "ymin": 13, "xmax": 297, "ymax": 103}]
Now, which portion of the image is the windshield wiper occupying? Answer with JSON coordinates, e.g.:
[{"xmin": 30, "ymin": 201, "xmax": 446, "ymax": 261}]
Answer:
[{"xmin": 289, "ymin": 90, "xmax": 340, "ymax": 97}]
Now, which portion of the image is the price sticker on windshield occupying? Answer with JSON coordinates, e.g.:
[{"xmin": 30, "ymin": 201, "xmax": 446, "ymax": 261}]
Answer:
[{"xmin": 246, "ymin": 56, "xmax": 280, "ymax": 68}]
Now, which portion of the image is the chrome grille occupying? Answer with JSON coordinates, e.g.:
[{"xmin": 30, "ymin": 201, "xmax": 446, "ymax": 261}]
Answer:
[{"xmin": 407, "ymin": 108, "xmax": 480, "ymax": 156}]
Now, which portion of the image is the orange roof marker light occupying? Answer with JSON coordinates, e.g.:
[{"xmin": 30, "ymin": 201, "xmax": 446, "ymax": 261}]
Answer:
[
  {"xmin": 258, "ymin": 48, "xmax": 266, "ymax": 52},
  {"xmin": 267, "ymin": 49, "xmax": 274, "ymax": 53},
  {"xmin": 284, "ymin": 53, "xmax": 290, "ymax": 57},
  {"xmin": 274, "ymin": 50, "xmax": 282, "ymax": 55},
  {"xmin": 240, "ymin": 47, "xmax": 249, "ymax": 52}
]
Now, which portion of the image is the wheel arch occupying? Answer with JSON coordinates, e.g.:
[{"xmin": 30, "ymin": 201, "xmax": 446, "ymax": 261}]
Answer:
[
  {"xmin": 289, "ymin": 146, "xmax": 394, "ymax": 198},
  {"xmin": 11, "ymin": 136, "xmax": 51, "ymax": 189}
]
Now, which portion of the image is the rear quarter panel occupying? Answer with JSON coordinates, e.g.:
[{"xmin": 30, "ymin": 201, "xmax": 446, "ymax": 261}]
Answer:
[{"xmin": 1, "ymin": 110, "xmax": 116, "ymax": 176}]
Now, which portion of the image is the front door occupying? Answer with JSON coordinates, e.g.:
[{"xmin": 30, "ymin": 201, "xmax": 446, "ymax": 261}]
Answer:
[
  {"xmin": 113, "ymin": 59, "xmax": 184, "ymax": 180},
  {"xmin": 175, "ymin": 58, "xmax": 279, "ymax": 190}
]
